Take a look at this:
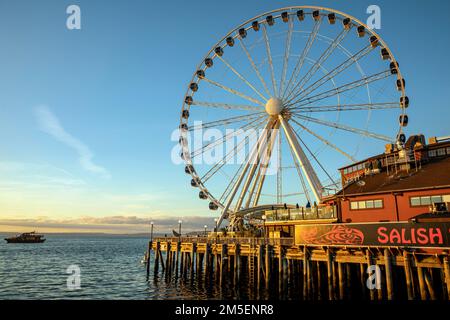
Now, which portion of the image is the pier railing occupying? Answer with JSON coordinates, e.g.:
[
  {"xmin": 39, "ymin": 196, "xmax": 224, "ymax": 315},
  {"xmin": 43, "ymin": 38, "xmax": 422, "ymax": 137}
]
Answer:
[{"xmin": 153, "ymin": 236, "xmax": 294, "ymax": 246}]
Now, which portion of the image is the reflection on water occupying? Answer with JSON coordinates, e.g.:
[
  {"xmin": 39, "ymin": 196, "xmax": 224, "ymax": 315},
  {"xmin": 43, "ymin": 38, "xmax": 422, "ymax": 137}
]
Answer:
[{"xmin": 0, "ymin": 234, "xmax": 288, "ymax": 300}]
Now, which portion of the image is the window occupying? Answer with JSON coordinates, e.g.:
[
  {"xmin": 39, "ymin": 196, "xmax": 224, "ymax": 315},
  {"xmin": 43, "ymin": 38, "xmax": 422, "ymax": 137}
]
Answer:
[
  {"xmin": 437, "ymin": 148, "xmax": 446, "ymax": 156},
  {"xmin": 374, "ymin": 200, "xmax": 383, "ymax": 208},
  {"xmin": 421, "ymin": 197, "xmax": 431, "ymax": 205},
  {"xmin": 343, "ymin": 168, "xmax": 348, "ymax": 174},
  {"xmin": 428, "ymin": 150, "xmax": 437, "ymax": 157},
  {"xmin": 447, "ymin": 147, "xmax": 450, "ymax": 155},
  {"xmin": 431, "ymin": 195, "xmax": 443, "ymax": 203},
  {"xmin": 410, "ymin": 195, "xmax": 445, "ymax": 207},
  {"xmin": 410, "ymin": 197, "xmax": 421, "ymax": 206},
  {"xmin": 350, "ymin": 199, "xmax": 383, "ymax": 210}
]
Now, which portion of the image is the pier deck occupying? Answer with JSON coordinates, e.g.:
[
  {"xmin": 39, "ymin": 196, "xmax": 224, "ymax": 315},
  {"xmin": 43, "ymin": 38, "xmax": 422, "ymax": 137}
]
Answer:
[{"xmin": 146, "ymin": 236, "xmax": 450, "ymax": 300}]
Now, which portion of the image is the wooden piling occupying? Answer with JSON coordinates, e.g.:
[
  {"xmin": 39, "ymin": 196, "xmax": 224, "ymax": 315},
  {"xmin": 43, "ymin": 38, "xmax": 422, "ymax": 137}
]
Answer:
[
  {"xmin": 366, "ymin": 250, "xmax": 375, "ymax": 300},
  {"xmin": 444, "ymin": 256, "xmax": 450, "ymax": 300},
  {"xmin": 384, "ymin": 249, "xmax": 394, "ymax": 300},
  {"xmin": 326, "ymin": 248, "xmax": 334, "ymax": 300},
  {"xmin": 345, "ymin": 263, "xmax": 352, "ymax": 300},
  {"xmin": 317, "ymin": 261, "xmax": 322, "ymax": 300},
  {"xmin": 338, "ymin": 262, "xmax": 345, "ymax": 300},
  {"xmin": 303, "ymin": 246, "xmax": 308, "ymax": 299},
  {"xmin": 359, "ymin": 262, "xmax": 366, "ymax": 299},
  {"xmin": 154, "ymin": 241, "xmax": 160, "ymax": 274},
  {"xmin": 417, "ymin": 266, "xmax": 427, "ymax": 300},
  {"xmin": 175, "ymin": 242, "xmax": 180, "ymax": 275},
  {"xmin": 403, "ymin": 251, "xmax": 414, "ymax": 300},
  {"xmin": 165, "ymin": 242, "xmax": 171, "ymax": 275},
  {"xmin": 265, "ymin": 244, "xmax": 270, "ymax": 289},
  {"xmin": 234, "ymin": 244, "xmax": 240, "ymax": 284},
  {"xmin": 159, "ymin": 248, "xmax": 165, "ymax": 272},
  {"xmin": 257, "ymin": 245, "xmax": 263, "ymax": 290},
  {"xmin": 146, "ymin": 241, "xmax": 152, "ymax": 277},
  {"xmin": 424, "ymin": 269, "xmax": 437, "ymax": 300},
  {"xmin": 279, "ymin": 246, "xmax": 284, "ymax": 296}
]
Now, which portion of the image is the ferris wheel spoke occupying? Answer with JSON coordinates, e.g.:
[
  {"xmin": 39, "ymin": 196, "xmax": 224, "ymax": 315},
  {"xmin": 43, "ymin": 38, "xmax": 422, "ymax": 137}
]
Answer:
[
  {"xmin": 289, "ymin": 102, "xmax": 400, "ymax": 114},
  {"xmin": 292, "ymin": 127, "xmax": 337, "ymax": 187},
  {"xmin": 289, "ymin": 117, "xmax": 357, "ymax": 163},
  {"xmin": 262, "ymin": 24, "xmax": 278, "ymax": 95},
  {"xmin": 286, "ymin": 69, "xmax": 392, "ymax": 108},
  {"xmin": 217, "ymin": 56, "xmax": 269, "ymax": 102},
  {"xmin": 282, "ymin": 19, "xmax": 322, "ymax": 98},
  {"xmin": 290, "ymin": 45, "xmax": 374, "ymax": 104},
  {"xmin": 279, "ymin": 18, "xmax": 294, "ymax": 97},
  {"xmin": 220, "ymin": 160, "xmax": 246, "ymax": 204},
  {"xmin": 277, "ymin": 128, "xmax": 282, "ymax": 204},
  {"xmin": 279, "ymin": 116, "xmax": 323, "ymax": 202},
  {"xmin": 188, "ymin": 112, "xmax": 265, "ymax": 132},
  {"xmin": 202, "ymin": 77, "xmax": 265, "ymax": 106},
  {"xmin": 191, "ymin": 100, "xmax": 263, "ymax": 112},
  {"xmin": 292, "ymin": 114, "xmax": 392, "ymax": 142},
  {"xmin": 284, "ymin": 27, "xmax": 351, "ymax": 102},
  {"xmin": 190, "ymin": 116, "xmax": 266, "ymax": 159},
  {"xmin": 202, "ymin": 135, "xmax": 250, "ymax": 183},
  {"xmin": 238, "ymin": 38, "xmax": 272, "ymax": 97}
]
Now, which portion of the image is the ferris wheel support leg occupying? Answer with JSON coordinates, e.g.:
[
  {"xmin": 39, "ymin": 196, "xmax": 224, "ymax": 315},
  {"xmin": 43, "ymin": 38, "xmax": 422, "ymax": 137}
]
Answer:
[
  {"xmin": 234, "ymin": 119, "xmax": 276, "ymax": 213},
  {"xmin": 279, "ymin": 116, "xmax": 323, "ymax": 204},
  {"xmin": 216, "ymin": 118, "xmax": 274, "ymax": 230},
  {"xmin": 250, "ymin": 121, "xmax": 280, "ymax": 208}
]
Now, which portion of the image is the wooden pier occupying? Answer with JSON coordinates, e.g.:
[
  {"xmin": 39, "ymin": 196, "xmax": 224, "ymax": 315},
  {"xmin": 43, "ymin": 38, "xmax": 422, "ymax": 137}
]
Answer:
[{"xmin": 146, "ymin": 236, "xmax": 450, "ymax": 300}]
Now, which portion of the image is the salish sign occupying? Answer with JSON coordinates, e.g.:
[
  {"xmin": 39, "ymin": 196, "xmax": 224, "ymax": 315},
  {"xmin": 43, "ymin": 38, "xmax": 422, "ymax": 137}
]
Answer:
[{"xmin": 295, "ymin": 222, "xmax": 450, "ymax": 247}]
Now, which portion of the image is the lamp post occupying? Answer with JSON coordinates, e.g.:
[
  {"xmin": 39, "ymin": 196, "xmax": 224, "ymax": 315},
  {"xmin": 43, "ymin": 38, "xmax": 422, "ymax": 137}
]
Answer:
[
  {"xmin": 150, "ymin": 221, "xmax": 154, "ymax": 241},
  {"xmin": 204, "ymin": 225, "xmax": 208, "ymax": 237},
  {"xmin": 178, "ymin": 220, "xmax": 182, "ymax": 240},
  {"xmin": 214, "ymin": 218, "xmax": 219, "ymax": 242},
  {"xmin": 261, "ymin": 215, "xmax": 267, "ymax": 244}
]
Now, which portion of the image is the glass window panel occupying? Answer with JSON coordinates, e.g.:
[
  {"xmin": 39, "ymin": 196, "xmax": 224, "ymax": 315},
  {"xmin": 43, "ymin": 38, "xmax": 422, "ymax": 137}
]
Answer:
[
  {"xmin": 358, "ymin": 201, "xmax": 366, "ymax": 209},
  {"xmin": 410, "ymin": 197, "xmax": 421, "ymax": 206},
  {"xmin": 366, "ymin": 200, "xmax": 374, "ymax": 208},
  {"xmin": 420, "ymin": 196, "xmax": 431, "ymax": 205},
  {"xmin": 350, "ymin": 202, "xmax": 358, "ymax": 210},
  {"xmin": 428, "ymin": 150, "xmax": 436, "ymax": 157},
  {"xmin": 374, "ymin": 200, "xmax": 383, "ymax": 208},
  {"xmin": 431, "ymin": 196, "xmax": 443, "ymax": 203},
  {"xmin": 437, "ymin": 148, "xmax": 446, "ymax": 156}
]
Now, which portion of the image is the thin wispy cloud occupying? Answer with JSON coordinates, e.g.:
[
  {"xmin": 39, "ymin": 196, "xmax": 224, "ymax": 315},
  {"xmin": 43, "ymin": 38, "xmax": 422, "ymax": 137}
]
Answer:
[
  {"xmin": 0, "ymin": 215, "xmax": 218, "ymax": 234},
  {"xmin": 34, "ymin": 105, "xmax": 110, "ymax": 178}
]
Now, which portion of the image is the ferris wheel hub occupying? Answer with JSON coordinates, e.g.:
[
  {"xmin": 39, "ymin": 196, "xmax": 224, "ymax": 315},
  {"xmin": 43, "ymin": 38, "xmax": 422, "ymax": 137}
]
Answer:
[{"xmin": 265, "ymin": 97, "xmax": 284, "ymax": 116}]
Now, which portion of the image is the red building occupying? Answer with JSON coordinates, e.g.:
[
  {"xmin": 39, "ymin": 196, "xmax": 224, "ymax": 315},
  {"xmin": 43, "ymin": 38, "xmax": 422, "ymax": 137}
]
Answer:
[{"xmin": 334, "ymin": 135, "xmax": 450, "ymax": 223}]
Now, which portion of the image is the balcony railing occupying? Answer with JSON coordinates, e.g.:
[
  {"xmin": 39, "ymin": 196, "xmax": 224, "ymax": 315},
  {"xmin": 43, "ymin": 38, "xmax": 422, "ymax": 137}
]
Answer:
[{"xmin": 264, "ymin": 206, "xmax": 336, "ymax": 222}]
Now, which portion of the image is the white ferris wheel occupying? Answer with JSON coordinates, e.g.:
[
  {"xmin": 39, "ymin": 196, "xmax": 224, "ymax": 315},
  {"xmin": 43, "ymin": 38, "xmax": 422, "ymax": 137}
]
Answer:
[{"xmin": 178, "ymin": 6, "xmax": 408, "ymax": 231}]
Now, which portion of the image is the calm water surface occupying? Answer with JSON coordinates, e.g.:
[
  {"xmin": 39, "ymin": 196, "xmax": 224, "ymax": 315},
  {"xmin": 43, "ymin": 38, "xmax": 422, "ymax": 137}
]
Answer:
[{"xmin": 0, "ymin": 234, "xmax": 274, "ymax": 300}]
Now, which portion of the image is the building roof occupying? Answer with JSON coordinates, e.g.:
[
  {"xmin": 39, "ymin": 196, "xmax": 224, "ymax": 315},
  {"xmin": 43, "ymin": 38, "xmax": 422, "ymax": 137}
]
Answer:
[{"xmin": 337, "ymin": 156, "xmax": 450, "ymax": 196}]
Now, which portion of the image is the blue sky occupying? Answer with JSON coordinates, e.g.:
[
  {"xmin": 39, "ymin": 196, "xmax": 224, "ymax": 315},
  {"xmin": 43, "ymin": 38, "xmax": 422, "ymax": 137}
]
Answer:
[{"xmin": 0, "ymin": 0, "xmax": 448, "ymax": 233}]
